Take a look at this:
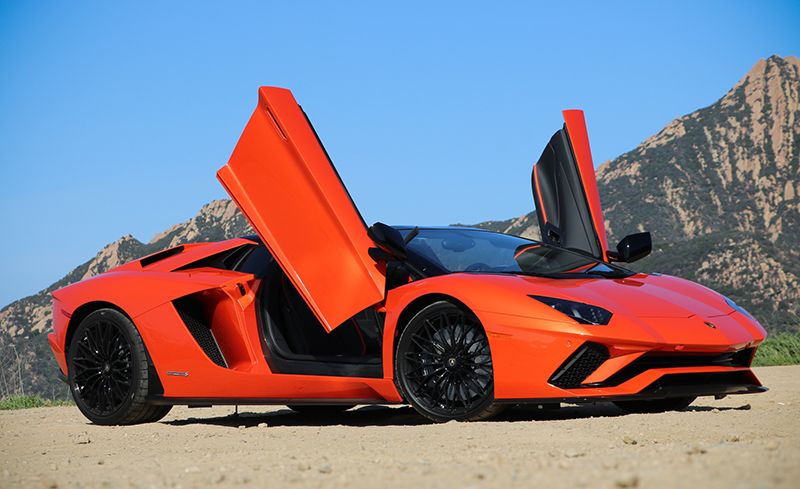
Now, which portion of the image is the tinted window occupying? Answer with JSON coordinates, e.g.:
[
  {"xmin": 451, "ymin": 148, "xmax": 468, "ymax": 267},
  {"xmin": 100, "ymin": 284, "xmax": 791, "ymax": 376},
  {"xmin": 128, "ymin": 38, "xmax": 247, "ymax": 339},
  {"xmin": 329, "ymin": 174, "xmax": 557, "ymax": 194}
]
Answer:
[
  {"xmin": 235, "ymin": 244, "xmax": 272, "ymax": 277},
  {"xmin": 403, "ymin": 228, "xmax": 629, "ymax": 277}
]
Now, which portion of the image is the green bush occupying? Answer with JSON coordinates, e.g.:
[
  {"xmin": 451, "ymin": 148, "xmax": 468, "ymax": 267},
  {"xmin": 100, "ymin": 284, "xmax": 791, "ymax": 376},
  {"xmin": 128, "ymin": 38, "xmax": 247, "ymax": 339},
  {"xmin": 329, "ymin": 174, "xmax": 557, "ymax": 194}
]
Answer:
[
  {"xmin": 753, "ymin": 332, "xmax": 800, "ymax": 366},
  {"xmin": 0, "ymin": 395, "xmax": 73, "ymax": 410}
]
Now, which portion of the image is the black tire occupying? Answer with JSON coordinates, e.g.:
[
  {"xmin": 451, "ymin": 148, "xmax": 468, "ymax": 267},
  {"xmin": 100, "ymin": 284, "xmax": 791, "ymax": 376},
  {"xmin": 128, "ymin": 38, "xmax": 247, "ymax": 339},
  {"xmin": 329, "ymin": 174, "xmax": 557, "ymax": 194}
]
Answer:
[
  {"xmin": 67, "ymin": 308, "xmax": 164, "ymax": 425},
  {"xmin": 286, "ymin": 404, "xmax": 355, "ymax": 414},
  {"xmin": 613, "ymin": 396, "xmax": 696, "ymax": 414},
  {"xmin": 142, "ymin": 404, "xmax": 173, "ymax": 423},
  {"xmin": 394, "ymin": 301, "xmax": 504, "ymax": 422}
]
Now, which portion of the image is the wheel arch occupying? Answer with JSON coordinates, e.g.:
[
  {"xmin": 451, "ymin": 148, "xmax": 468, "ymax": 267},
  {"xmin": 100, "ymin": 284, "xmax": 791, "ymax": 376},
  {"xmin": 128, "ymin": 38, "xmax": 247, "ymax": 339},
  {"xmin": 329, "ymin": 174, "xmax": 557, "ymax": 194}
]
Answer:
[
  {"xmin": 391, "ymin": 293, "xmax": 476, "ymax": 362},
  {"xmin": 65, "ymin": 301, "xmax": 134, "ymax": 358}
]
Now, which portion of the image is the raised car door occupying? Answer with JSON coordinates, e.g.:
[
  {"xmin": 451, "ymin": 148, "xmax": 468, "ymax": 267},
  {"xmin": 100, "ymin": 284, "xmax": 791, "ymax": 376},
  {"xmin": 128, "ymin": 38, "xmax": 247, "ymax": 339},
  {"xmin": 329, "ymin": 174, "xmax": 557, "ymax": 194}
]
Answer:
[
  {"xmin": 217, "ymin": 87, "xmax": 385, "ymax": 332},
  {"xmin": 531, "ymin": 110, "xmax": 609, "ymax": 260}
]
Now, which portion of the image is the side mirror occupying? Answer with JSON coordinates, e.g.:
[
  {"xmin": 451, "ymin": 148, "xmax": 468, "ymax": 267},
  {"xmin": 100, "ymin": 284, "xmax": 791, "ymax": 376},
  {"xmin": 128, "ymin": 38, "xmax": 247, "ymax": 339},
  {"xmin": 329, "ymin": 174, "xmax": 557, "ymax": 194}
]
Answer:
[
  {"xmin": 610, "ymin": 232, "xmax": 651, "ymax": 263},
  {"xmin": 367, "ymin": 222, "xmax": 407, "ymax": 261}
]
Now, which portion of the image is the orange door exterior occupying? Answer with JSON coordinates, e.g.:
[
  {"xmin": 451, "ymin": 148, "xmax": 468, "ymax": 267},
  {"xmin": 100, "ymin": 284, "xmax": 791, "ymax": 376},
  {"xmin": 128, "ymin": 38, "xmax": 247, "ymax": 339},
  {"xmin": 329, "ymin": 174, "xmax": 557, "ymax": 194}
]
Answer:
[{"xmin": 217, "ymin": 87, "xmax": 385, "ymax": 332}]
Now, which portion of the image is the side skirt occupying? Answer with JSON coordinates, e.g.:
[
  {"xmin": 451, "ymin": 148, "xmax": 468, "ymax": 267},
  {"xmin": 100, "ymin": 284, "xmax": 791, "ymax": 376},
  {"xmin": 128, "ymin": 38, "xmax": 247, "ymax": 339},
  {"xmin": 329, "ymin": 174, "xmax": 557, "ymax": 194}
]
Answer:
[{"xmin": 147, "ymin": 397, "xmax": 389, "ymax": 406}]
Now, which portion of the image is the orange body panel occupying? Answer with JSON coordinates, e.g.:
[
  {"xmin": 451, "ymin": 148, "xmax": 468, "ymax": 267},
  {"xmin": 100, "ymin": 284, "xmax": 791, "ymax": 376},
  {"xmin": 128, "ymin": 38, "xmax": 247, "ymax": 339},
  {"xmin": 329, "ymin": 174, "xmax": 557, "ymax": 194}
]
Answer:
[{"xmin": 217, "ymin": 87, "xmax": 384, "ymax": 332}]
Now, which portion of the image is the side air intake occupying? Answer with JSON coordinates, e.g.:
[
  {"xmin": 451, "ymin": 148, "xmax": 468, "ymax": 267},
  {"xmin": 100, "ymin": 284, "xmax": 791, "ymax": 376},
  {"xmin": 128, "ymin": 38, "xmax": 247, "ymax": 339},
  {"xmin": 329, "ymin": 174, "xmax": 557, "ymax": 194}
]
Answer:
[
  {"xmin": 549, "ymin": 342, "xmax": 610, "ymax": 389},
  {"xmin": 173, "ymin": 298, "xmax": 227, "ymax": 368},
  {"xmin": 140, "ymin": 246, "xmax": 184, "ymax": 267}
]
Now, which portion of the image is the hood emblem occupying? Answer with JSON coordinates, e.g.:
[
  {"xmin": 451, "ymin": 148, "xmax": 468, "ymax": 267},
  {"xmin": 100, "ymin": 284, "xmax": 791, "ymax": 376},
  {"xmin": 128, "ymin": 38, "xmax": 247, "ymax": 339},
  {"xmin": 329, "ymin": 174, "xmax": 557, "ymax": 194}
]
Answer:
[{"xmin": 704, "ymin": 321, "xmax": 717, "ymax": 329}]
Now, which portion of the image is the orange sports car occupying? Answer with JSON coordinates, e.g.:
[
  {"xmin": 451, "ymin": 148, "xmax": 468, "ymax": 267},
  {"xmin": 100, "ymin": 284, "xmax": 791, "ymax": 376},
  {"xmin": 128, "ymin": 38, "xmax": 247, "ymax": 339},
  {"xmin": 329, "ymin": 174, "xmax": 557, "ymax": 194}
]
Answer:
[{"xmin": 48, "ymin": 87, "xmax": 767, "ymax": 424}]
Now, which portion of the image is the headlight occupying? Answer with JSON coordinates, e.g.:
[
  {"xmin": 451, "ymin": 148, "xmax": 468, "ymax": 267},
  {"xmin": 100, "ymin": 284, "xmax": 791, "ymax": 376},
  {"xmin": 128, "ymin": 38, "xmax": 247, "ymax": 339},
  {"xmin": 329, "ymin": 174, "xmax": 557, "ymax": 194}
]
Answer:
[
  {"xmin": 529, "ymin": 295, "xmax": 613, "ymax": 325},
  {"xmin": 724, "ymin": 296, "xmax": 754, "ymax": 319}
]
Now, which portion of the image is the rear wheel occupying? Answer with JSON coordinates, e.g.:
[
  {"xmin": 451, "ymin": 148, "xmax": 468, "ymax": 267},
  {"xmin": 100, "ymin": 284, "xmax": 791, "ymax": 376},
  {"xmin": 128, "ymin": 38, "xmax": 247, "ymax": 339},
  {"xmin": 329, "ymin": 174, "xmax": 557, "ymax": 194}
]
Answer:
[
  {"xmin": 395, "ymin": 301, "xmax": 503, "ymax": 422},
  {"xmin": 142, "ymin": 404, "xmax": 173, "ymax": 423},
  {"xmin": 613, "ymin": 396, "xmax": 696, "ymax": 414},
  {"xmin": 286, "ymin": 404, "xmax": 355, "ymax": 414},
  {"xmin": 67, "ymin": 308, "xmax": 164, "ymax": 425}
]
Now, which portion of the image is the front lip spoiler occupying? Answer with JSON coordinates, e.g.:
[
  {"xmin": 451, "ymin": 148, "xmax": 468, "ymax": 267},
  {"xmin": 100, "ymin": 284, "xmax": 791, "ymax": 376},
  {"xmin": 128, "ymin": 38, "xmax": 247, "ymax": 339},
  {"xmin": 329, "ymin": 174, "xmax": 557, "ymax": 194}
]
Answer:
[{"xmin": 495, "ymin": 384, "xmax": 767, "ymax": 405}]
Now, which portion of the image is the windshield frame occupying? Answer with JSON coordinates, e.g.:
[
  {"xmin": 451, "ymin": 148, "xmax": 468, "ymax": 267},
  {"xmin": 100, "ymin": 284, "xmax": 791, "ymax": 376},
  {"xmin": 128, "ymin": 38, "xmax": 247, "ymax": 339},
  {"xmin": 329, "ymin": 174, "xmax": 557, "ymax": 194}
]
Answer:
[{"xmin": 395, "ymin": 226, "xmax": 633, "ymax": 280}]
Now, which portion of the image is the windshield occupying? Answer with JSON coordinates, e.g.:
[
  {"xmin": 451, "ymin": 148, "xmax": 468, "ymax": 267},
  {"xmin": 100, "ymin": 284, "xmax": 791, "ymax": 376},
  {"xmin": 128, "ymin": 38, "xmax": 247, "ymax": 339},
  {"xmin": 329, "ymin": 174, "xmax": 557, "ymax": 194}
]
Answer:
[{"xmin": 399, "ymin": 228, "xmax": 631, "ymax": 279}]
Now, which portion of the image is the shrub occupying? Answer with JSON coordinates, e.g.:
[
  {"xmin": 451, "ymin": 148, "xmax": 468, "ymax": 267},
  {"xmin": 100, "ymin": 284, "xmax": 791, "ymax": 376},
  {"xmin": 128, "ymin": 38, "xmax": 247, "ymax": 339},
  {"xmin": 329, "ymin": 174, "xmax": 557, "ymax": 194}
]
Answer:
[
  {"xmin": 753, "ymin": 332, "xmax": 800, "ymax": 366},
  {"xmin": 0, "ymin": 395, "xmax": 73, "ymax": 410}
]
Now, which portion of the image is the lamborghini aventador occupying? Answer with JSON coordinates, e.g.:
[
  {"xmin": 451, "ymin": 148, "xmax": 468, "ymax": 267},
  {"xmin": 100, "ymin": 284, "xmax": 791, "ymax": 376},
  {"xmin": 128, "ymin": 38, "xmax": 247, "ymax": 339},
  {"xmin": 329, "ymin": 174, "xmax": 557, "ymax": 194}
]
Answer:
[{"xmin": 48, "ymin": 87, "xmax": 767, "ymax": 424}]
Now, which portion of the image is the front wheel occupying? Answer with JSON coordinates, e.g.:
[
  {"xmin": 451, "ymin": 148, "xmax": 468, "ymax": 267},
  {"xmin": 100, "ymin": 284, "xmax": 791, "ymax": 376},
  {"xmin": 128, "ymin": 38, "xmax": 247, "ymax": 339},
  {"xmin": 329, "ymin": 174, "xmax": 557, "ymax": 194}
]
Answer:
[
  {"xmin": 67, "ymin": 308, "xmax": 166, "ymax": 425},
  {"xmin": 613, "ymin": 396, "xmax": 696, "ymax": 414},
  {"xmin": 395, "ymin": 301, "xmax": 503, "ymax": 422}
]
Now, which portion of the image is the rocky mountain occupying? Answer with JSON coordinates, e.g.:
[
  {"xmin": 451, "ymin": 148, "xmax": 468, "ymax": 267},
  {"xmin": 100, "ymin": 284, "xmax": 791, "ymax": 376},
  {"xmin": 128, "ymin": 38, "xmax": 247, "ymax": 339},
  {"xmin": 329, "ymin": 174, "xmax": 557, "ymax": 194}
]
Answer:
[{"xmin": 1, "ymin": 55, "xmax": 797, "ymax": 399}]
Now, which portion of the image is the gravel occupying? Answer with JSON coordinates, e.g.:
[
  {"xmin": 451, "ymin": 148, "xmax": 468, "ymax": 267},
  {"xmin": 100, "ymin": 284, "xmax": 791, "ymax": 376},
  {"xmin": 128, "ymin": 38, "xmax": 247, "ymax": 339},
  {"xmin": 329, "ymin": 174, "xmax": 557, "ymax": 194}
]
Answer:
[{"xmin": 1, "ymin": 366, "xmax": 798, "ymax": 489}]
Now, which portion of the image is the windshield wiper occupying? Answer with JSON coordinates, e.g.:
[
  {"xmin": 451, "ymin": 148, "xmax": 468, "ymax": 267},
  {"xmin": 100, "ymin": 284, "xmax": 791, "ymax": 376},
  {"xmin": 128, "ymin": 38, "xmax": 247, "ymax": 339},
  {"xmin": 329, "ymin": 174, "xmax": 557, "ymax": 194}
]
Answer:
[{"xmin": 583, "ymin": 270, "xmax": 631, "ymax": 279}]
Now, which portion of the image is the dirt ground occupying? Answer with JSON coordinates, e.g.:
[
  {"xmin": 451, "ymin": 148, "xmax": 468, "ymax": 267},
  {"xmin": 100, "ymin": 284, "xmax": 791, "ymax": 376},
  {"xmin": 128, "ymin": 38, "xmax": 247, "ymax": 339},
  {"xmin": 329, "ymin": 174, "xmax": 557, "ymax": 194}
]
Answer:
[{"xmin": 1, "ymin": 366, "xmax": 798, "ymax": 489}]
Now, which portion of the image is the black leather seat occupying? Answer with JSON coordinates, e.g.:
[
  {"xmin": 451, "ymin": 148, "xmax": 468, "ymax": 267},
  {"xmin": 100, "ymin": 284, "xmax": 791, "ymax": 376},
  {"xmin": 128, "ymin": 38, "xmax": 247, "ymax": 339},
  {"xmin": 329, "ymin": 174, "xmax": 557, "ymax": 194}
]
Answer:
[{"xmin": 262, "ymin": 262, "xmax": 381, "ymax": 361}]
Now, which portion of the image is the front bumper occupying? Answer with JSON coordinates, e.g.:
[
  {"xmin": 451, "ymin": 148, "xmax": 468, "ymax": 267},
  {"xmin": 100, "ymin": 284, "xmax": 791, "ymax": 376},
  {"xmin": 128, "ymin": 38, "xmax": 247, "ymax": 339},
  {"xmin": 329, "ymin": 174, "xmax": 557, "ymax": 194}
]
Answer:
[{"xmin": 481, "ymin": 309, "xmax": 767, "ymax": 402}]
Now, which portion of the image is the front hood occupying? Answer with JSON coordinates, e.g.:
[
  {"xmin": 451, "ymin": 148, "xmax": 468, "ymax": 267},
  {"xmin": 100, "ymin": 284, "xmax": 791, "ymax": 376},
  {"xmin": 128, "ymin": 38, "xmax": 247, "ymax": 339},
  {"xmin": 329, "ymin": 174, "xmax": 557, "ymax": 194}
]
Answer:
[{"xmin": 513, "ymin": 272, "xmax": 734, "ymax": 319}]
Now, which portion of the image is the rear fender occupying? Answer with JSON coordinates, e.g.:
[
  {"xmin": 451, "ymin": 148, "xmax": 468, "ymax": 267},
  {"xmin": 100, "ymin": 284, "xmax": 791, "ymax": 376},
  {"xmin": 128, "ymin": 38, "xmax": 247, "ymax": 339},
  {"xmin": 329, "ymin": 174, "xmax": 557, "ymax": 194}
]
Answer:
[
  {"xmin": 51, "ymin": 270, "xmax": 258, "ymax": 375},
  {"xmin": 52, "ymin": 269, "xmax": 256, "ymax": 320}
]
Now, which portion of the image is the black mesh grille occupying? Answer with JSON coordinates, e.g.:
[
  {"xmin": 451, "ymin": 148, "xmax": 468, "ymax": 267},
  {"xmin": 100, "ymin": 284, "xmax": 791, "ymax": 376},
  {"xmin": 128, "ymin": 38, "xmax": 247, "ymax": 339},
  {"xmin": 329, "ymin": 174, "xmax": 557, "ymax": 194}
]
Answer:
[
  {"xmin": 174, "ymin": 299, "xmax": 227, "ymax": 368},
  {"xmin": 586, "ymin": 348, "xmax": 754, "ymax": 388},
  {"xmin": 549, "ymin": 342, "xmax": 610, "ymax": 389}
]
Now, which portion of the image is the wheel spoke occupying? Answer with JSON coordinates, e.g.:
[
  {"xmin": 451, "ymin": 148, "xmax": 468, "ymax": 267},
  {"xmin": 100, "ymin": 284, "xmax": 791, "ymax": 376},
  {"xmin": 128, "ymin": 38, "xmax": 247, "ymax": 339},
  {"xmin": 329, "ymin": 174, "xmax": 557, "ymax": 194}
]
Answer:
[
  {"xmin": 462, "ymin": 374, "xmax": 487, "ymax": 396},
  {"xmin": 410, "ymin": 335, "xmax": 441, "ymax": 357},
  {"xmin": 73, "ymin": 357, "xmax": 101, "ymax": 369},
  {"xmin": 77, "ymin": 340, "xmax": 100, "ymax": 361}
]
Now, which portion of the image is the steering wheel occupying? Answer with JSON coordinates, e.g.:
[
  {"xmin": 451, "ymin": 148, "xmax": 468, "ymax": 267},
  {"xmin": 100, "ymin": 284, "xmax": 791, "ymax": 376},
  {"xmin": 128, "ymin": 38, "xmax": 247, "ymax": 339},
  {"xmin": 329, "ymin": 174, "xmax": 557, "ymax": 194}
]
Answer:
[{"xmin": 465, "ymin": 262, "xmax": 492, "ymax": 272}]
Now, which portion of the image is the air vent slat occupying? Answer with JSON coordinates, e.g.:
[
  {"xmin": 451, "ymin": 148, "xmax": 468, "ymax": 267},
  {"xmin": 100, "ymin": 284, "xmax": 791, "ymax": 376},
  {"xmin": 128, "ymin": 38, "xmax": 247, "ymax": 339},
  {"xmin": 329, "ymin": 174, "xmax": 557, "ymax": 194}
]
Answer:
[
  {"xmin": 173, "ymin": 299, "xmax": 227, "ymax": 368},
  {"xmin": 549, "ymin": 342, "xmax": 609, "ymax": 389}
]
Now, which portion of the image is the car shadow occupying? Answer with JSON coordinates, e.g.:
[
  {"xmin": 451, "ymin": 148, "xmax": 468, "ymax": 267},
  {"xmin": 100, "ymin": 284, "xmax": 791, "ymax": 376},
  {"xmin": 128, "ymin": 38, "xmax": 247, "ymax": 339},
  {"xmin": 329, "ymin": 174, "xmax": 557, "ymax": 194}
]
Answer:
[
  {"xmin": 166, "ymin": 405, "xmax": 430, "ymax": 428},
  {"xmin": 163, "ymin": 400, "xmax": 744, "ymax": 428}
]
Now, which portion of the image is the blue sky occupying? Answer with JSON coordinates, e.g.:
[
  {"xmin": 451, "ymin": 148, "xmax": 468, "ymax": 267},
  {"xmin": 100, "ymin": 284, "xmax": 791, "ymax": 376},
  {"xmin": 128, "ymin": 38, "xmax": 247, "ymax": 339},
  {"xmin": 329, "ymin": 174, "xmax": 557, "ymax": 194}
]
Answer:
[{"xmin": 0, "ymin": 1, "xmax": 798, "ymax": 306}]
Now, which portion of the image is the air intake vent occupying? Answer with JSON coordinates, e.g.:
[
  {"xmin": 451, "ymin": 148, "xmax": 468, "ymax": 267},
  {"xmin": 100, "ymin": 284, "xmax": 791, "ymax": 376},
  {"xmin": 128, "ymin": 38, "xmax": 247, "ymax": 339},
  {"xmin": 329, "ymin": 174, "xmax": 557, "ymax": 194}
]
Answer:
[
  {"xmin": 140, "ymin": 246, "xmax": 184, "ymax": 267},
  {"xmin": 549, "ymin": 342, "xmax": 609, "ymax": 389},
  {"xmin": 585, "ymin": 348, "xmax": 754, "ymax": 388},
  {"xmin": 174, "ymin": 298, "xmax": 227, "ymax": 368}
]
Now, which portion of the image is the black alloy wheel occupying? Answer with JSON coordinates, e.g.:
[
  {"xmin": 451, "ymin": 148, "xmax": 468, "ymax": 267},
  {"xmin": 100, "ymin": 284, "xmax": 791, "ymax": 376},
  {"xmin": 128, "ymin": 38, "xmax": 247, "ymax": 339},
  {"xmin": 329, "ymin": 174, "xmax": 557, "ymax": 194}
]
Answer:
[
  {"xmin": 395, "ymin": 301, "xmax": 504, "ymax": 422},
  {"xmin": 68, "ymin": 308, "xmax": 171, "ymax": 425}
]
